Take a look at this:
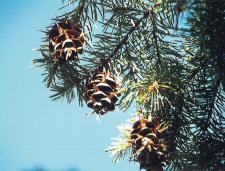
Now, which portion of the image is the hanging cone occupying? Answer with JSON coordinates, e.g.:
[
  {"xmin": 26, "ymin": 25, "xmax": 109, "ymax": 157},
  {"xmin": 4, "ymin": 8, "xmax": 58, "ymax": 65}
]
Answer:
[
  {"xmin": 130, "ymin": 116, "xmax": 169, "ymax": 170},
  {"xmin": 48, "ymin": 19, "xmax": 85, "ymax": 61},
  {"xmin": 85, "ymin": 66, "xmax": 121, "ymax": 115}
]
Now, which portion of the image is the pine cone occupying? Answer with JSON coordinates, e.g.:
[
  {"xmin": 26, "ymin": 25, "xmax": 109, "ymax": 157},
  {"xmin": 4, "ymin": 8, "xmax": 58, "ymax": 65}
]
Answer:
[
  {"xmin": 130, "ymin": 116, "xmax": 169, "ymax": 170},
  {"xmin": 48, "ymin": 19, "xmax": 85, "ymax": 61},
  {"xmin": 85, "ymin": 66, "xmax": 120, "ymax": 115}
]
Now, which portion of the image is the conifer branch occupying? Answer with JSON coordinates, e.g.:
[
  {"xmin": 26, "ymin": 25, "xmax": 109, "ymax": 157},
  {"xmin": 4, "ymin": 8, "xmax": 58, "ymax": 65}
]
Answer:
[
  {"xmin": 33, "ymin": 1, "xmax": 225, "ymax": 169},
  {"xmin": 103, "ymin": 10, "xmax": 150, "ymax": 65},
  {"xmin": 149, "ymin": 10, "xmax": 162, "ymax": 70},
  {"xmin": 80, "ymin": 10, "xmax": 150, "ymax": 76}
]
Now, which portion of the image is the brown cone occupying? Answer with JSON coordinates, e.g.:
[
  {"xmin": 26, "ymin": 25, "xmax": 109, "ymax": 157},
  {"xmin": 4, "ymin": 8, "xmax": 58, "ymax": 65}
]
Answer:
[
  {"xmin": 130, "ymin": 116, "xmax": 169, "ymax": 170},
  {"xmin": 85, "ymin": 66, "xmax": 120, "ymax": 115},
  {"xmin": 48, "ymin": 19, "xmax": 85, "ymax": 61}
]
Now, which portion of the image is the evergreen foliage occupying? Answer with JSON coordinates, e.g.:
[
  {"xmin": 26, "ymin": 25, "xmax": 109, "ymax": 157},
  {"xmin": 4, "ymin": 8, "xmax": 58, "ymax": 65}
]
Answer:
[{"xmin": 33, "ymin": 0, "xmax": 225, "ymax": 170}]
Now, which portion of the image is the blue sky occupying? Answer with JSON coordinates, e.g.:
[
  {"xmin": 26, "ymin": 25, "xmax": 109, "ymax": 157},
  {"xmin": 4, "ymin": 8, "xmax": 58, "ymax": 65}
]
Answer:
[{"xmin": 0, "ymin": 1, "xmax": 138, "ymax": 171}]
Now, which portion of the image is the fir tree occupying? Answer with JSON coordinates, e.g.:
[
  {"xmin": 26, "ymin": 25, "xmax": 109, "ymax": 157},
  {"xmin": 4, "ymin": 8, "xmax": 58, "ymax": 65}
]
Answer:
[{"xmin": 33, "ymin": 0, "xmax": 225, "ymax": 170}]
